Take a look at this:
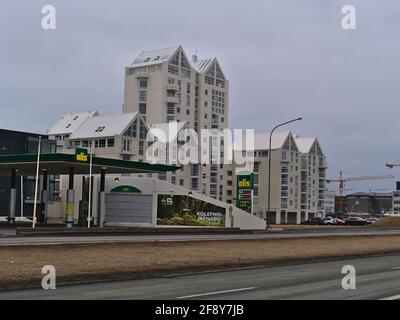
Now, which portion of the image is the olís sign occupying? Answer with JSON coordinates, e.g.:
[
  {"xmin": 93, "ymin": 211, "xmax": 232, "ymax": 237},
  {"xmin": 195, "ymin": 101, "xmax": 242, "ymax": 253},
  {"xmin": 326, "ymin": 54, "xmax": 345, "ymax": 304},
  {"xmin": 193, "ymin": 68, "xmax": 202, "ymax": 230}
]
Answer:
[{"xmin": 157, "ymin": 194, "xmax": 226, "ymax": 227}]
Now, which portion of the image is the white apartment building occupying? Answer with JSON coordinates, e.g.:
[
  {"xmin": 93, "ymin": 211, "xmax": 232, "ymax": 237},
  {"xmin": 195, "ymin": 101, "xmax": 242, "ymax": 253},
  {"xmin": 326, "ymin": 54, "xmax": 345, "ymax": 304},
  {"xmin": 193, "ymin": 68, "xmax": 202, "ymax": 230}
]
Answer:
[
  {"xmin": 48, "ymin": 112, "xmax": 152, "ymax": 163},
  {"xmin": 123, "ymin": 46, "xmax": 232, "ymax": 203},
  {"xmin": 233, "ymin": 132, "xmax": 327, "ymax": 224}
]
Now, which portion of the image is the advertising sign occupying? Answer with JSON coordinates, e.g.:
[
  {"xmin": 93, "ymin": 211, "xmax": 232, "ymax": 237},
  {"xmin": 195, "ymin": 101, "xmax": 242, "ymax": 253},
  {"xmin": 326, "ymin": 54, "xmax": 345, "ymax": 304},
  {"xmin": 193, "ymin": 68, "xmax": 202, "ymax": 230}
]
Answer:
[
  {"xmin": 157, "ymin": 194, "xmax": 226, "ymax": 227},
  {"xmin": 236, "ymin": 172, "xmax": 254, "ymax": 213},
  {"xmin": 75, "ymin": 148, "xmax": 88, "ymax": 162}
]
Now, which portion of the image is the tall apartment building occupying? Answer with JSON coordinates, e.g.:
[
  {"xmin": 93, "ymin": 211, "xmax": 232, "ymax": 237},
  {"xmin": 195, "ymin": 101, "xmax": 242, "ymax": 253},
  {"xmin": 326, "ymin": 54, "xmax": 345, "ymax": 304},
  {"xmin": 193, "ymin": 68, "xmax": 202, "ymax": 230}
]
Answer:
[
  {"xmin": 233, "ymin": 131, "xmax": 327, "ymax": 224},
  {"xmin": 123, "ymin": 46, "xmax": 232, "ymax": 202}
]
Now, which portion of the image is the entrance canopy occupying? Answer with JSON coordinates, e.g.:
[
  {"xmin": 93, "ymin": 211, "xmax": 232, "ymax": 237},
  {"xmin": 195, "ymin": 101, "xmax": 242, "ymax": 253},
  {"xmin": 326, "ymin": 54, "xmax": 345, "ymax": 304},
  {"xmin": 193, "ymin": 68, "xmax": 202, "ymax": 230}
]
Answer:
[{"xmin": 0, "ymin": 153, "xmax": 180, "ymax": 176}]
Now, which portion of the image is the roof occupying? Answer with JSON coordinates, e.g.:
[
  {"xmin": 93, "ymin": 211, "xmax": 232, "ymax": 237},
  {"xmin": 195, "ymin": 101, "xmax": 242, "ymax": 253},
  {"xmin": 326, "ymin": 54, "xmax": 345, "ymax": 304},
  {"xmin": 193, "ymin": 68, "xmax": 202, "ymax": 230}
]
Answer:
[
  {"xmin": 294, "ymin": 137, "xmax": 316, "ymax": 153},
  {"xmin": 150, "ymin": 121, "xmax": 189, "ymax": 143},
  {"xmin": 47, "ymin": 111, "xmax": 98, "ymax": 136},
  {"xmin": 130, "ymin": 46, "xmax": 180, "ymax": 68},
  {"xmin": 0, "ymin": 153, "xmax": 180, "ymax": 176},
  {"xmin": 191, "ymin": 58, "xmax": 213, "ymax": 73},
  {"xmin": 69, "ymin": 113, "xmax": 140, "ymax": 139},
  {"xmin": 253, "ymin": 132, "xmax": 291, "ymax": 150}
]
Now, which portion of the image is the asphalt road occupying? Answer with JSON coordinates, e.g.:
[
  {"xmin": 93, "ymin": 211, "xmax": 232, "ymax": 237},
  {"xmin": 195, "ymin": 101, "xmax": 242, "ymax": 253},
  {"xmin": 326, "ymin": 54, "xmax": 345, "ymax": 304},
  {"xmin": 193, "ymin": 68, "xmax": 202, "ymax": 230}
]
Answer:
[
  {"xmin": 0, "ymin": 227, "xmax": 400, "ymax": 246},
  {"xmin": 1, "ymin": 254, "xmax": 400, "ymax": 300}
]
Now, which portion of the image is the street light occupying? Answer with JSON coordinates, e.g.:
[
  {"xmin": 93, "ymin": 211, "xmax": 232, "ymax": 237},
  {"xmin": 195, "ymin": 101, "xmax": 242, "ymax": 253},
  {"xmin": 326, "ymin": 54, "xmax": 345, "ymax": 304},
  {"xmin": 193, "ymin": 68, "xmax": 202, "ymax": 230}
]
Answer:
[{"xmin": 267, "ymin": 117, "xmax": 303, "ymax": 229}]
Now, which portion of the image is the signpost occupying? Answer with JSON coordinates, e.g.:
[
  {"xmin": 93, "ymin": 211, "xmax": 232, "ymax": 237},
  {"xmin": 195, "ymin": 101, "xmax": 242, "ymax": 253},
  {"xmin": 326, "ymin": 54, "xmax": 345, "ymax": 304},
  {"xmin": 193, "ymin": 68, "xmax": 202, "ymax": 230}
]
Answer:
[{"xmin": 236, "ymin": 172, "xmax": 254, "ymax": 214}]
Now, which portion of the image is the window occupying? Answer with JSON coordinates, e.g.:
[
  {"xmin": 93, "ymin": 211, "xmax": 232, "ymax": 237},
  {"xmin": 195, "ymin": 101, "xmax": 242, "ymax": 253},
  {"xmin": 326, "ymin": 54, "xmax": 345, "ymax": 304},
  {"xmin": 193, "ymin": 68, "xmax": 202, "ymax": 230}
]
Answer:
[
  {"xmin": 180, "ymin": 179, "xmax": 184, "ymax": 186},
  {"xmin": 95, "ymin": 126, "xmax": 105, "ymax": 133},
  {"xmin": 98, "ymin": 139, "xmax": 106, "ymax": 148},
  {"xmin": 139, "ymin": 141, "xmax": 144, "ymax": 155},
  {"xmin": 186, "ymin": 109, "xmax": 190, "ymax": 115},
  {"xmin": 107, "ymin": 139, "xmax": 114, "ymax": 147},
  {"xmin": 66, "ymin": 124, "xmax": 72, "ymax": 129},
  {"xmin": 139, "ymin": 90, "xmax": 147, "ymax": 102},
  {"xmin": 139, "ymin": 79, "xmax": 147, "ymax": 88},
  {"xmin": 139, "ymin": 103, "xmax": 147, "ymax": 114},
  {"xmin": 123, "ymin": 138, "xmax": 131, "ymax": 152}
]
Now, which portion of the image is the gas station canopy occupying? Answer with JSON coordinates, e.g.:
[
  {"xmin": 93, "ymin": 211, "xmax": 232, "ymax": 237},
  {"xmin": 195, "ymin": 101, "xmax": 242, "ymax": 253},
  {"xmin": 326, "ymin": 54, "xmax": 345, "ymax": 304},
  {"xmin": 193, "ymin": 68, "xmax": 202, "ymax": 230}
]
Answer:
[{"xmin": 0, "ymin": 153, "xmax": 181, "ymax": 176}]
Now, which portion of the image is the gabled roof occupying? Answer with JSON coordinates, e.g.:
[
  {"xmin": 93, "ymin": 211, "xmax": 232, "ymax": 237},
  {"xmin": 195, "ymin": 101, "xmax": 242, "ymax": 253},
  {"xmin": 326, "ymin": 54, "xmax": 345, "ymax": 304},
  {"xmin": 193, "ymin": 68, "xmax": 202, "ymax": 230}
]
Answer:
[
  {"xmin": 69, "ymin": 113, "xmax": 141, "ymax": 139},
  {"xmin": 191, "ymin": 58, "xmax": 213, "ymax": 73},
  {"xmin": 130, "ymin": 46, "xmax": 180, "ymax": 68},
  {"xmin": 191, "ymin": 57, "xmax": 226, "ymax": 79},
  {"xmin": 47, "ymin": 111, "xmax": 98, "ymax": 136},
  {"xmin": 294, "ymin": 137, "xmax": 316, "ymax": 153},
  {"xmin": 253, "ymin": 132, "xmax": 291, "ymax": 150},
  {"xmin": 150, "ymin": 121, "xmax": 190, "ymax": 143}
]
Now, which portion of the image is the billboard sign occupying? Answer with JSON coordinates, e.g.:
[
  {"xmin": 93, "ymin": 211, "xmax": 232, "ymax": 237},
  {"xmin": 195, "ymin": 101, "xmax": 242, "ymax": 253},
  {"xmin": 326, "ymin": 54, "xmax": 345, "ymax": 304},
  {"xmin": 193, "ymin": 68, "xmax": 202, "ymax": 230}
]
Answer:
[
  {"xmin": 157, "ymin": 194, "xmax": 226, "ymax": 227},
  {"xmin": 236, "ymin": 172, "xmax": 254, "ymax": 213}
]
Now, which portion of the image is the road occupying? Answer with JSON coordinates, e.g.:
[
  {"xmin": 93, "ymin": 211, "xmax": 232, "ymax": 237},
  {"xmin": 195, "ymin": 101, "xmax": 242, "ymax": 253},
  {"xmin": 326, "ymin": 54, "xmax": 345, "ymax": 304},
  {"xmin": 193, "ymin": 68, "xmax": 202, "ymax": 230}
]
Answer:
[
  {"xmin": 0, "ymin": 227, "xmax": 400, "ymax": 246},
  {"xmin": 1, "ymin": 254, "xmax": 400, "ymax": 300}
]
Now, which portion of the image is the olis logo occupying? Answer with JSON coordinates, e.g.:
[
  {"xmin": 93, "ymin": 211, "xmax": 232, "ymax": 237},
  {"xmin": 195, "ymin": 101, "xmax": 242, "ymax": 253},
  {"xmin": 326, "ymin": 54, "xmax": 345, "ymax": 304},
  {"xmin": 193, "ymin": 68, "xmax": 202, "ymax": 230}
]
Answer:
[
  {"xmin": 76, "ymin": 151, "xmax": 88, "ymax": 162},
  {"xmin": 238, "ymin": 179, "xmax": 251, "ymax": 188}
]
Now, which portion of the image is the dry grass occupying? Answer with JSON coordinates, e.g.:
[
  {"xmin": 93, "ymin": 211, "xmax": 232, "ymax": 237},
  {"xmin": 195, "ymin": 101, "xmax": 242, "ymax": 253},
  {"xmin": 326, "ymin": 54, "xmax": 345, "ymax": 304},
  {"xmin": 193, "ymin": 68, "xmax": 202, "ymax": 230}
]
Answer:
[
  {"xmin": 2, "ymin": 235, "xmax": 400, "ymax": 289},
  {"xmin": 372, "ymin": 217, "xmax": 400, "ymax": 228}
]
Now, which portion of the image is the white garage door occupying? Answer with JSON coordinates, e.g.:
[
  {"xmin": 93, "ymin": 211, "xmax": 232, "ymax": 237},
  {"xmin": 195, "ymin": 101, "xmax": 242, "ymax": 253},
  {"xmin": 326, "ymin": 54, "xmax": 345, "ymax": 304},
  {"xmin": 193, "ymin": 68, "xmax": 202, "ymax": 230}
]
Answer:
[{"xmin": 105, "ymin": 193, "xmax": 153, "ymax": 224}]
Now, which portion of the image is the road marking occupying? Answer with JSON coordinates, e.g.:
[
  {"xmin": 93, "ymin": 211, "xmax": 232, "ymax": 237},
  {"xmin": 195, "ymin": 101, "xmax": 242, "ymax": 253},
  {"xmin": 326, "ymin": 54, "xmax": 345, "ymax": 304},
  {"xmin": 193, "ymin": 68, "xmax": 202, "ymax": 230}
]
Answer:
[
  {"xmin": 392, "ymin": 267, "xmax": 400, "ymax": 270},
  {"xmin": 177, "ymin": 287, "xmax": 256, "ymax": 299},
  {"xmin": 380, "ymin": 295, "xmax": 400, "ymax": 300}
]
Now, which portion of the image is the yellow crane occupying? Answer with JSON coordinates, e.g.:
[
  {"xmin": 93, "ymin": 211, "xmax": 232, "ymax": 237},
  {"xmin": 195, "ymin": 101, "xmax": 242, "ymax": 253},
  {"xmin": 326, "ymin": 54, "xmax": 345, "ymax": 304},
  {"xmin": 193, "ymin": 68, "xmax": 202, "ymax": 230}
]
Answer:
[{"xmin": 326, "ymin": 171, "xmax": 394, "ymax": 197}]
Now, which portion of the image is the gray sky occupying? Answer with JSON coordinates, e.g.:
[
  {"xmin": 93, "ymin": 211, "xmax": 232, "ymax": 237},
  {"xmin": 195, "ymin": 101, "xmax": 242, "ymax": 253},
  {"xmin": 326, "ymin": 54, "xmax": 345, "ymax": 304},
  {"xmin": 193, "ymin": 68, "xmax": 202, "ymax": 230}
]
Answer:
[{"xmin": 1, "ymin": 0, "xmax": 400, "ymax": 193}]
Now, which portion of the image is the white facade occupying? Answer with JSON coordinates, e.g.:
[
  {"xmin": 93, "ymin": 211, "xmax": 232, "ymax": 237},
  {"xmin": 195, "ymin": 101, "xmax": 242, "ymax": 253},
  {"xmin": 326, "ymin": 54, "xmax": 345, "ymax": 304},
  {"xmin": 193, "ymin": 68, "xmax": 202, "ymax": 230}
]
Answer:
[
  {"xmin": 123, "ymin": 46, "xmax": 232, "ymax": 203},
  {"xmin": 233, "ymin": 132, "xmax": 327, "ymax": 224}
]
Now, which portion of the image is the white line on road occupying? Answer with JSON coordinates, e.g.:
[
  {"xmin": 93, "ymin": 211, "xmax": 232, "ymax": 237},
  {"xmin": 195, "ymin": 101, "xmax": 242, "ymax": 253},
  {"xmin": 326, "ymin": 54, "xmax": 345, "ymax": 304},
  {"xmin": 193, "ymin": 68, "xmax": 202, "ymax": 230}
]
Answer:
[
  {"xmin": 392, "ymin": 267, "xmax": 400, "ymax": 270},
  {"xmin": 177, "ymin": 287, "xmax": 256, "ymax": 299},
  {"xmin": 380, "ymin": 295, "xmax": 400, "ymax": 300}
]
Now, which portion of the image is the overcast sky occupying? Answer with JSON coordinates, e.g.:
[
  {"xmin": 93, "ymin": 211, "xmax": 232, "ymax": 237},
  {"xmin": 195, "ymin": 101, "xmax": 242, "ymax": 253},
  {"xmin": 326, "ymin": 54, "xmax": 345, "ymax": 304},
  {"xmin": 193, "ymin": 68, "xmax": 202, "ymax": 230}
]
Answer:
[{"xmin": 1, "ymin": 0, "xmax": 400, "ymax": 193}]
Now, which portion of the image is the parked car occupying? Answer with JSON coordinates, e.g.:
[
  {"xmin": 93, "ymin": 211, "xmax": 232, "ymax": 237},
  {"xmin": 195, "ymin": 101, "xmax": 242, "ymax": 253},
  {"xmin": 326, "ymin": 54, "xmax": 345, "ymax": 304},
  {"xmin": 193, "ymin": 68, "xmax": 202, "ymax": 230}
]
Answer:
[
  {"xmin": 323, "ymin": 217, "xmax": 336, "ymax": 225},
  {"xmin": 304, "ymin": 217, "xmax": 326, "ymax": 225},
  {"xmin": 366, "ymin": 217, "xmax": 380, "ymax": 224},
  {"xmin": 345, "ymin": 216, "xmax": 368, "ymax": 226},
  {"xmin": 334, "ymin": 218, "xmax": 346, "ymax": 225}
]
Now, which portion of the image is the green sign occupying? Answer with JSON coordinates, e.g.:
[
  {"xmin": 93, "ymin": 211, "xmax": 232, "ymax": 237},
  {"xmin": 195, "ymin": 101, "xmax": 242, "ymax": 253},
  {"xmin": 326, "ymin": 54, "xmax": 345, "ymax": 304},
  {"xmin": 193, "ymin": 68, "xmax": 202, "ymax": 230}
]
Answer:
[
  {"xmin": 75, "ymin": 148, "xmax": 88, "ymax": 162},
  {"xmin": 111, "ymin": 185, "xmax": 142, "ymax": 193},
  {"xmin": 236, "ymin": 172, "xmax": 253, "ymax": 213}
]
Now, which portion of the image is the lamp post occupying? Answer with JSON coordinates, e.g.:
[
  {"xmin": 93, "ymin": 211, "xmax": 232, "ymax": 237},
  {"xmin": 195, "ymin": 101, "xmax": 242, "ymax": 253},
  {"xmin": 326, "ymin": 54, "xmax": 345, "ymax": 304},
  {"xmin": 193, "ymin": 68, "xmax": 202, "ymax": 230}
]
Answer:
[
  {"xmin": 267, "ymin": 117, "xmax": 302, "ymax": 229},
  {"xmin": 87, "ymin": 141, "xmax": 94, "ymax": 228},
  {"xmin": 32, "ymin": 136, "xmax": 42, "ymax": 229}
]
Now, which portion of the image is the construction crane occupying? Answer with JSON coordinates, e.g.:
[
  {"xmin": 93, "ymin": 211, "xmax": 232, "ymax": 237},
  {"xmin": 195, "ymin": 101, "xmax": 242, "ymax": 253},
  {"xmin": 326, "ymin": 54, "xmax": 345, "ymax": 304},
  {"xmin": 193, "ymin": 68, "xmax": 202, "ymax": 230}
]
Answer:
[
  {"xmin": 386, "ymin": 162, "xmax": 400, "ymax": 169},
  {"xmin": 326, "ymin": 171, "xmax": 394, "ymax": 197}
]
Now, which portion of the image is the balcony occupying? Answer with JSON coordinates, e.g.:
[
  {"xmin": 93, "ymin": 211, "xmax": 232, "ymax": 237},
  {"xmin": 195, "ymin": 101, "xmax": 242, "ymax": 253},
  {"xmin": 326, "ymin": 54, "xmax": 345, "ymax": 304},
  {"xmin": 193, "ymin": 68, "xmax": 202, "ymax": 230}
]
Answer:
[
  {"xmin": 135, "ymin": 70, "xmax": 150, "ymax": 79},
  {"xmin": 166, "ymin": 83, "xmax": 179, "ymax": 91},
  {"xmin": 166, "ymin": 96, "xmax": 179, "ymax": 104}
]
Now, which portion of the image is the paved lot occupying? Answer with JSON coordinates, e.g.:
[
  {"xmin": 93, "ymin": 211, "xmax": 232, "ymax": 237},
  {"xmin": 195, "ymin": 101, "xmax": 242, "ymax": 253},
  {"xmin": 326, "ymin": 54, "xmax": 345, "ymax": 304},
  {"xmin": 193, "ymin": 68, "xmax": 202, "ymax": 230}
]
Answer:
[{"xmin": 1, "ymin": 254, "xmax": 400, "ymax": 300}]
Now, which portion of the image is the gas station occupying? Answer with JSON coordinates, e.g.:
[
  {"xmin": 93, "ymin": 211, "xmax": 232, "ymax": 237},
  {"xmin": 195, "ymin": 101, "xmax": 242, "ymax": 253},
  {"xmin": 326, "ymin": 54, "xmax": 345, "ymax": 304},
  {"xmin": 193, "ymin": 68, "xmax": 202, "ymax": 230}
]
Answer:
[{"xmin": 0, "ymin": 152, "xmax": 180, "ymax": 227}]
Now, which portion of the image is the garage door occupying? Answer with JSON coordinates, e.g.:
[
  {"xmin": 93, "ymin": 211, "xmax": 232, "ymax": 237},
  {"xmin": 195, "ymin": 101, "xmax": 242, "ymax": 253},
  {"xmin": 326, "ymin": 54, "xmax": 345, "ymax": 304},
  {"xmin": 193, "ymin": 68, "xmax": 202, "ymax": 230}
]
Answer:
[
  {"xmin": 287, "ymin": 212, "xmax": 298, "ymax": 224},
  {"xmin": 106, "ymin": 193, "xmax": 153, "ymax": 224}
]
